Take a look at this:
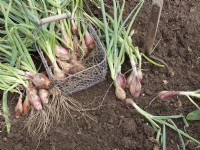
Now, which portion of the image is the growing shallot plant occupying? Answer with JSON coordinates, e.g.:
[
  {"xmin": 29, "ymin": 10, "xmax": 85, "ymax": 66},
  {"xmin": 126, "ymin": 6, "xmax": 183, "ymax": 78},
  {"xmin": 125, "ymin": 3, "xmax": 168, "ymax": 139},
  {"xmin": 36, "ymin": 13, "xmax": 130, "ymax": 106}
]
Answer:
[
  {"xmin": 89, "ymin": 0, "xmax": 144, "ymax": 100},
  {"xmin": 158, "ymin": 90, "xmax": 200, "ymax": 121},
  {"xmin": 125, "ymin": 98, "xmax": 200, "ymax": 149},
  {"xmin": 0, "ymin": 0, "xmax": 93, "ymax": 79},
  {"xmin": 0, "ymin": 30, "xmax": 51, "ymax": 131},
  {"xmin": 1, "ymin": 92, "xmax": 11, "ymax": 133},
  {"xmin": 0, "ymin": 72, "xmax": 23, "ymax": 133},
  {"xmin": 0, "ymin": 0, "xmax": 95, "ymax": 137}
]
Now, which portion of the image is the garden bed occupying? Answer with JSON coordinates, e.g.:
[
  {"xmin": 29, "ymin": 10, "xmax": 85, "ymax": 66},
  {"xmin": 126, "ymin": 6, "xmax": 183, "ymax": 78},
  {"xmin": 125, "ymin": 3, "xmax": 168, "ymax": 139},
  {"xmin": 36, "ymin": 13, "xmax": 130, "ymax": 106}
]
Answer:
[{"xmin": 0, "ymin": 0, "xmax": 200, "ymax": 149}]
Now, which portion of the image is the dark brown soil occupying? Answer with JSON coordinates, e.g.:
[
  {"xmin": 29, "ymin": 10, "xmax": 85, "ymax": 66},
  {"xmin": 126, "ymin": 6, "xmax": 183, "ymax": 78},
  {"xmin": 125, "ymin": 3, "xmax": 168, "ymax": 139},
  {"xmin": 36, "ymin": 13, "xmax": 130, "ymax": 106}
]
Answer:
[{"xmin": 0, "ymin": 0, "xmax": 200, "ymax": 150}]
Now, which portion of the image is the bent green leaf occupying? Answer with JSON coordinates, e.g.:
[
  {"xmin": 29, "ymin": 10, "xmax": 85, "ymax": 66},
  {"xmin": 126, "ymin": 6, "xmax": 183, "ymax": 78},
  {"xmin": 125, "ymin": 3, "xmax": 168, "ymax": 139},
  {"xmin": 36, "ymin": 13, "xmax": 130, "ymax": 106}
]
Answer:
[{"xmin": 186, "ymin": 110, "xmax": 200, "ymax": 121}]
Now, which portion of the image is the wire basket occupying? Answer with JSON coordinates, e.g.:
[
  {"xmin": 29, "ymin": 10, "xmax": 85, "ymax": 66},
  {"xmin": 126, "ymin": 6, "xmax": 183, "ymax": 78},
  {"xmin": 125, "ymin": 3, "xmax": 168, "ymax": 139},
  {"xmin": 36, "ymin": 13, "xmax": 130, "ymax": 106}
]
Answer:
[{"xmin": 34, "ymin": 19, "xmax": 107, "ymax": 94}]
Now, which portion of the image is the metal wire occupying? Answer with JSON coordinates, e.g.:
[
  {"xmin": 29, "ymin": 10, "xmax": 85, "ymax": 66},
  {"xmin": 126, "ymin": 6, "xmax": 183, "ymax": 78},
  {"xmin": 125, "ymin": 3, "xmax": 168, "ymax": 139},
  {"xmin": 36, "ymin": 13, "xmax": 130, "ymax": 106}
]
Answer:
[{"xmin": 33, "ymin": 17, "xmax": 107, "ymax": 94}]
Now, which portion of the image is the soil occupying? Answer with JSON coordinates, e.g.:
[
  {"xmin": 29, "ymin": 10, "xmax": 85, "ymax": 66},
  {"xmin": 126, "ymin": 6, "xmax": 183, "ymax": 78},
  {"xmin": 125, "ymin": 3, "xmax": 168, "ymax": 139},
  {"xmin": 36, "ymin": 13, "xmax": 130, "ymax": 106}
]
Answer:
[{"xmin": 0, "ymin": 0, "xmax": 200, "ymax": 150}]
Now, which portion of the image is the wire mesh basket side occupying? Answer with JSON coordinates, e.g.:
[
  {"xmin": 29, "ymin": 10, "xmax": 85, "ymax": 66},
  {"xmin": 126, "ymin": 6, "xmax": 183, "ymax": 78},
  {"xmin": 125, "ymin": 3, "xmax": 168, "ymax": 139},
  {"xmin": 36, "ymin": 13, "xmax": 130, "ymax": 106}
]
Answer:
[
  {"xmin": 35, "ymin": 23, "xmax": 107, "ymax": 94},
  {"xmin": 34, "ymin": 26, "xmax": 55, "ymax": 81}
]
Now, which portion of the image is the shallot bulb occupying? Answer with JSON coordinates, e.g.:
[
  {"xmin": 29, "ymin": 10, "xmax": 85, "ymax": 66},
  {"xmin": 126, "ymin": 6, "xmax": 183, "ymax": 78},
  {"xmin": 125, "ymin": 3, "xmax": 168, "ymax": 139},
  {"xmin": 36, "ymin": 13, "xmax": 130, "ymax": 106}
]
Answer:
[
  {"xmin": 70, "ymin": 59, "xmax": 85, "ymax": 72},
  {"xmin": 124, "ymin": 98, "xmax": 135, "ymax": 107},
  {"xmin": 55, "ymin": 45, "xmax": 71, "ymax": 61},
  {"xmin": 84, "ymin": 31, "xmax": 95, "ymax": 50},
  {"xmin": 115, "ymin": 82, "xmax": 126, "ymax": 101},
  {"xmin": 126, "ymin": 72, "xmax": 134, "ymax": 89},
  {"xmin": 32, "ymin": 73, "xmax": 53, "ymax": 89},
  {"xmin": 27, "ymin": 87, "xmax": 42, "ymax": 111},
  {"xmin": 38, "ymin": 89, "xmax": 49, "ymax": 104},
  {"xmin": 158, "ymin": 91, "xmax": 179, "ymax": 100},
  {"xmin": 116, "ymin": 73, "xmax": 126, "ymax": 89},
  {"xmin": 15, "ymin": 96, "xmax": 23, "ymax": 118},
  {"xmin": 129, "ymin": 76, "xmax": 141, "ymax": 98},
  {"xmin": 53, "ymin": 62, "xmax": 66, "ymax": 79},
  {"xmin": 137, "ymin": 69, "xmax": 143, "ymax": 81},
  {"xmin": 23, "ymin": 96, "xmax": 31, "ymax": 114},
  {"xmin": 56, "ymin": 58, "xmax": 74, "ymax": 75}
]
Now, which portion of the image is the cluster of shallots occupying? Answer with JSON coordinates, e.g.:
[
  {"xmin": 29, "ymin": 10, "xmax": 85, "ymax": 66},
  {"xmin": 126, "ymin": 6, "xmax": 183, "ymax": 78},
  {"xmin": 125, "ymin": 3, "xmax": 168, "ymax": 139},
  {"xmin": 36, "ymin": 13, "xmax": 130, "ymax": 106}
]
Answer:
[
  {"xmin": 47, "ymin": 19, "xmax": 95, "ymax": 79},
  {"xmin": 115, "ymin": 51, "xmax": 142, "ymax": 101},
  {"xmin": 14, "ymin": 72, "xmax": 53, "ymax": 118}
]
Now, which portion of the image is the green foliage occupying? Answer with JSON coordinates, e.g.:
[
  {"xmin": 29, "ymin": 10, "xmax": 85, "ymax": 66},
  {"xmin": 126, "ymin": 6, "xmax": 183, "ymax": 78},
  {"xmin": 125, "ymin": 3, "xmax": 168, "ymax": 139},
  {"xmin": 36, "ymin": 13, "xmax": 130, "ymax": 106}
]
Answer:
[{"xmin": 187, "ymin": 110, "xmax": 200, "ymax": 121}]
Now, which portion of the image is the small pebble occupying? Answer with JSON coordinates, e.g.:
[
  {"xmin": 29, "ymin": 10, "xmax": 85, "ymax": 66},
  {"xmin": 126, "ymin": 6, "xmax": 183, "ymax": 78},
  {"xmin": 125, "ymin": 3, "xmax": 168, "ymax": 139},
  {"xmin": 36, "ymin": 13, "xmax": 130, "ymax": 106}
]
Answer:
[
  {"xmin": 2, "ymin": 137, "xmax": 7, "ymax": 142},
  {"xmin": 190, "ymin": 7, "xmax": 196, "ymax": 13},
  {"xmin": 163, "ymin": 80, "xmax": 168, "ymax": 85}
]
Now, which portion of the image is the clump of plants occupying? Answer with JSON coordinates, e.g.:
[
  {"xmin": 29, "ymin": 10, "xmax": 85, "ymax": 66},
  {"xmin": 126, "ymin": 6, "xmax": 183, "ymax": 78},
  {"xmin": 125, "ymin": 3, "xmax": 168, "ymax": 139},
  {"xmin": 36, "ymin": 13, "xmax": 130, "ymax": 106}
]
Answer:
[
  {"xmin": 89, "ymin": 0, "xmax": 200, "ymax": 149},
  {"xmin": 0, "ymin": 0, "xmax": 96, "ymax": 137},
  {"xmin": 85, "ymin": 0, "xmax": 144, "ymax": 100},
  {"xmin": 158, "ymin": 90, "xmax": 200, "ymax": 121}
]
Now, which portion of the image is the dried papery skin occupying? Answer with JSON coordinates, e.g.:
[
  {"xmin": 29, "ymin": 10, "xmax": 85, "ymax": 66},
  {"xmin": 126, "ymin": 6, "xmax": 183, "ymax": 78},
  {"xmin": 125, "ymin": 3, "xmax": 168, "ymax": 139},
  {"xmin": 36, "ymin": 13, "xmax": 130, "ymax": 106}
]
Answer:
[
  {"xmin": 55, "ymin": 45, "xmax": 71, "ymax": 61},
  {"xmin": 53, "ymin": 64, "xmax": 66, "ymax": 79},
  {"xmin": 84, "ymin": 31, "xmax": 95, "ymax": 51},
  {"xmin": 71, "ymin": 20, "xmax": 78, "ymax": 35},
  {"xmin": 158, "ymin": 91, "xmax": 179, "ymax": 100},
  {"xmin": 15, "ymin": 97, "xmax": 23, "ymax": 118},
  {"xmin": 20, "ymin": 71, "xmax": 53, "ymax": 90},
  {"xmin": 23, "ymin": 96, "xmax": 31, "ymax": 115},
  {"xmin": 29, "ymin": 80, "xmax": 35, "ymax": 89},
  {"xmin": 70, "ymin": 59, "xmax": 85, "ymax": 72},
  {"xmin": 27, "ymin": 87, "xmax": 42, "ymax": 111},
  {"xmin": 117, "ymin": 73, "xmax": 126, "ymax": 89},
  {"xmin": 55, "ymin": 45, "xmax": 68, "ymax": 55},
  {"xmin": 81, "ymin": 38, "xmax": 89, "ymax": 58},
  {"xmin": 129, "ymin": 76, "xmax": 141, "ymax": 98},
  {"xmin": 73, "ymin": 35, "xmax": 79, "ymax": 60},
  {"xmin": 32, "ymin": 73, "xmax": 53, "ymax": 89},
  {"xmin": 18, "ymin": 71, "xmax": 34, "ymax": 80},
  {"xmin": 56, "ymin": 58, "xmax": 74, "ymax": 75},
  {"xmin": 115, "ymin": 82, "xmax": 126, "ymax": 101},
  {"xmin": 38, "ymin": 89, "xmax": 49, "ymax": 104}
]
